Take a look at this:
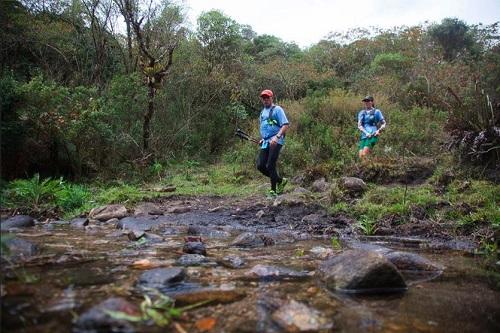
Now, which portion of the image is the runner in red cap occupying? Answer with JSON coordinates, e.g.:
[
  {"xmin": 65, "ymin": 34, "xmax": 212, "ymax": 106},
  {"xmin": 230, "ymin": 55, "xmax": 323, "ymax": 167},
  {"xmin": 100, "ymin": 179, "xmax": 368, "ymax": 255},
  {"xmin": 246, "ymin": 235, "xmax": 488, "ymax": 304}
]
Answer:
[{"xmin": 256, "ymin": 89, "xmax": 290, "ymax": 198}]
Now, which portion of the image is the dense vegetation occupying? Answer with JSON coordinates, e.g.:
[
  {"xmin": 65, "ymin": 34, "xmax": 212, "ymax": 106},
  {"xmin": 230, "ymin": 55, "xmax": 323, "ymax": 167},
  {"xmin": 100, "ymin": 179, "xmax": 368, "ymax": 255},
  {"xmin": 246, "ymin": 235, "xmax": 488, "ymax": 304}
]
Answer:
[
  {"xmin": 1, "ymin": 0, "xmax": 498, "ymax": 178},
  {"xmin": 1, "ymin": 1, "xmax": 499, "ymax": 238}
]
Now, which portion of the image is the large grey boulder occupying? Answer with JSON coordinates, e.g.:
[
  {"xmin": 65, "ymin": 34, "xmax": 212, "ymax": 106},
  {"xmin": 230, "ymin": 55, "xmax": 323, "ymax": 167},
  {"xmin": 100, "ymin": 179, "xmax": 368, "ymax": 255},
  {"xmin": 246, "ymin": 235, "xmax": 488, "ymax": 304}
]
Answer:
[{"xmin": 318, "ymin": 250, "xmax": 406, "ymax": 293}]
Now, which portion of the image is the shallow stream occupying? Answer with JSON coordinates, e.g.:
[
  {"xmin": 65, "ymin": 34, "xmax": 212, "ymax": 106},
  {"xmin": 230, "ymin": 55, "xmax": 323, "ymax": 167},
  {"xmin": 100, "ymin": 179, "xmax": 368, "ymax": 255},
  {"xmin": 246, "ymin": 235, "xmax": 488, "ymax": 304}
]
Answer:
[{"xmin": 2, "ymin": 198, "xmax": 499, "ymax": 333}]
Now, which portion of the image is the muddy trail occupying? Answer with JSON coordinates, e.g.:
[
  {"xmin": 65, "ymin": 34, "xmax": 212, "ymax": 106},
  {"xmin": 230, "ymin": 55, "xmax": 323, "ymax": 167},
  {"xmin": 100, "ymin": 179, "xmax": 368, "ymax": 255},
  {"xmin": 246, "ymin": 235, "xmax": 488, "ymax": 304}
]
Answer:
[{"xmin": 1, "ymin": 192, "xmax": 499, "ymax": 333}]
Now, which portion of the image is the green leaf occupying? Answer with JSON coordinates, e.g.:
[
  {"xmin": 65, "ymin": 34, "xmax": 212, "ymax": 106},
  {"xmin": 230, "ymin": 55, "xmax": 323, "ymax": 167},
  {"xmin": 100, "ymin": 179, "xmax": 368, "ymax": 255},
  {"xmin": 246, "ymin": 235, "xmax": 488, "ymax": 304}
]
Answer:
[
  {"xmin": 145, "ymin": 308, "xmax": 169, "ymax": 327},
  {"xmin": 104, "ymin": 310, "xmax": 143, "ymax": 322}
]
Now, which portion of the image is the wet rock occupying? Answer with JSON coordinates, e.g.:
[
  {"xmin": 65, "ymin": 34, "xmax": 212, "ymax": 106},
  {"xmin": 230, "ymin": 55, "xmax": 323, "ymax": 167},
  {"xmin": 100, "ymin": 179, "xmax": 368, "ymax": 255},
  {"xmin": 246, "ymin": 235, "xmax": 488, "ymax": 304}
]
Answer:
[
  {"xmin": 73, "ymin": 297, "xmax": 138, "ymax": 333},
  {"xmin": 385, "ymin": 251, "xmax": 444, "ymax": 272},
  {"xmin": 183, "ymin": 241, "xmax": 207, "ymax": 255},
  {"xmin": 46, "ymin": 220, "xmax": 70, "ymax": 230},
  {"xmin": 318, "ymin": 250, "xmax": 406, "ymax": 293},
  {"xmin": 137, "ymin": 267, "xmax": 185, "ymax": 288},
  {"xmin": 177, "ymin": 254, "xmax": 210, "ymax": 266},
  {"xmin": 220, "ymin": 255, "xmax": 245, "ymax": 268},
  {"xmin": 116, "ymin": 216, "xmax": 160, "ymax": 231},
  {"xmin": 244, "ymin": 264, "xmax": 311, "ymax": 281},
  {"xmin": 230, "ymin": 232, "xmax": 277, "ymax": 247},
  {"xmin": 187, "ymin": 225, "xmax": 231, "ymax": 238},
  {"xmin": 310, "ymin": 246, "xmax": 334, "ymax": 259},
  {"xmin": 272, "ymin": 300, "xmax": 333, "ymax": 332},
  {"xmin": 1, "ymin": 215, "xmax": 35, "ymax": 230},
  {"xmin": 345, "ymin": 241, "xmax": 443, "ymax": 272},
  {"xmin": 230, "ymin": 232, "xmax": 265, "ymax": 247},
  {"xmin": 105, "ymin": 218, "xmax": 119, "ymax": 225},
  {"xmin": 134, "ymin": 202, "xmax": 163, "ymax": 216},
  {"xmin": 2, "ymin": 238, "xmax": 39, "ymax": 259},
  {"xmin": 89, "ymin": 204, "xmax": 128, "ymax": 221},
  {"xmin": 311, "ymin": 177, "xmax": 331, "ymax": 193},
  {"xmin": 339, "ymin": 177, "xmax": 367, "ymax": 195},
  {"xmin": 70, "ymin": 217, "xmax": 89, "ymax": 229},
  {"xmin": 265, "ymin": 231, "xmax": 294, "ymax": 244},
  {"xmin": 127, "ymin": 229, "xmax": 145, "ymax": 241},
  {"xmin": 144, "ymin": 233, "xmax": 164, "ymax": 242},
  {"xmin": 169, "ymin": 288, "xmax": 246, "ymax": 306}
]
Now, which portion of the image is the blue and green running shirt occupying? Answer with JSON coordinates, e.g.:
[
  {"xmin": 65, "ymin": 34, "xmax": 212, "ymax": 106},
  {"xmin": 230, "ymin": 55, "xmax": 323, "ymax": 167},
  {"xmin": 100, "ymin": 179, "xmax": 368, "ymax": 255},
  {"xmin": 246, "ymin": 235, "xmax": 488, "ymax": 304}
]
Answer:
[
  {"xmin": 358, "ymin": 108, "xmax": 384, "ymax": 139},
  {"xmin": 260, "ymin": 105, "xmax": 289, "ymax": 148}
]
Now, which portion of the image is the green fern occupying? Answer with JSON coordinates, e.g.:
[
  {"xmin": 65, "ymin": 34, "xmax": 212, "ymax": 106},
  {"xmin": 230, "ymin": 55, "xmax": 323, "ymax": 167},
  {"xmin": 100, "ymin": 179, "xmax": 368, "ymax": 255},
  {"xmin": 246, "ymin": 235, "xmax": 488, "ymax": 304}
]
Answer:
[{"xmin": 8, "ymin": 174, "xmax": 63, "ymax": 209}]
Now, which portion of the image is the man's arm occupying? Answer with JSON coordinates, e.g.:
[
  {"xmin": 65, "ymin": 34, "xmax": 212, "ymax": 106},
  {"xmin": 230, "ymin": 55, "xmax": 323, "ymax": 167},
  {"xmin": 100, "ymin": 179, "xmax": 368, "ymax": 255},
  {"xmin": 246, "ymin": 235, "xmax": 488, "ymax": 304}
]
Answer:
[
  {"xmin": 375, "ymin": 111, "xmax": 386, "ymax": 136},
  {"xmin": 277, "ymin": 124, "xmax": 289, "ymax": 137},
  {"xmin": 270, "ymin": 124, "xmax": 289, "ymax": 145}
]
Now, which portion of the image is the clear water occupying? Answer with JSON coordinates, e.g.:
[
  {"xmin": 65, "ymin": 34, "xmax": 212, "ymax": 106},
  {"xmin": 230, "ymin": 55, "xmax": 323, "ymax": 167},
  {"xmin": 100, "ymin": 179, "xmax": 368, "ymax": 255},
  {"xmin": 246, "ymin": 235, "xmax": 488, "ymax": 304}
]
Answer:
[{"xmin": 2, "ymin": 223, "xmax": 499, "ymax": 333}]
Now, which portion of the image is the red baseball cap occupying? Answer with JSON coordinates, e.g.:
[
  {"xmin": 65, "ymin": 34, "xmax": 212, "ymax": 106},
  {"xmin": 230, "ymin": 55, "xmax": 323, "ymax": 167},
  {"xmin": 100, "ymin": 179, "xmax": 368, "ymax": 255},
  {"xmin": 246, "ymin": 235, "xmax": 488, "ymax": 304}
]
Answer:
[{"xmin": 260, "ymin": 89, "xmax": 273, "ymax": 97}]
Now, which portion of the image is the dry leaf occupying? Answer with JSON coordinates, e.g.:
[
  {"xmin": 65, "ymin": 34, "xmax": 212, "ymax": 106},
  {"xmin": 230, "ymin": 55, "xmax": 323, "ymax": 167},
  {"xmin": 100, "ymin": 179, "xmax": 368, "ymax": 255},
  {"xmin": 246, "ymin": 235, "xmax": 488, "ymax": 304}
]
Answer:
[{"xmin": 195, "ymin": 317, "xmax": 216, "ymax": 331}]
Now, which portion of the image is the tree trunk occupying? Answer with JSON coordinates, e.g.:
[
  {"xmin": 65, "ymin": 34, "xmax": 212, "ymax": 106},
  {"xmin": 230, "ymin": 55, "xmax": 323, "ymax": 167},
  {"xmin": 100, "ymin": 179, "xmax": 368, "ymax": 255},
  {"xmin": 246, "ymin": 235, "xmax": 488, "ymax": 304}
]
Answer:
[{"xmin": 143, "ymin": 84, "xmax": 155, "ymax": 152}]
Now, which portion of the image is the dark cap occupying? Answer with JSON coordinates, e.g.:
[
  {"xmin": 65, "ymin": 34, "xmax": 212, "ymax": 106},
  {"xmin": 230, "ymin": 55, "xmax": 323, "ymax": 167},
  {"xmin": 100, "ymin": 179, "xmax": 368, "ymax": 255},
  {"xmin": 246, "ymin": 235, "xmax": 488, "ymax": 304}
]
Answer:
[{"xmin": 362, "ymin": 95, "xmax": 374, "ymax": 102}]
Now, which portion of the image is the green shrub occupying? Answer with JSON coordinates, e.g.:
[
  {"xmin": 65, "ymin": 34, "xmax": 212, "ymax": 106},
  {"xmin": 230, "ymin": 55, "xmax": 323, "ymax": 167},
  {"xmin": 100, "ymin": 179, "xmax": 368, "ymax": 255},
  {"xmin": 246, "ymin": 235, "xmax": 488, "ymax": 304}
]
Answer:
[
  {"xmin": 55, "ymin": 183, "xmax": 91, "ymax": 213},
  {"xmin": 6, "ymin": 174, "xmax": 63, "ymax": 209}
]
